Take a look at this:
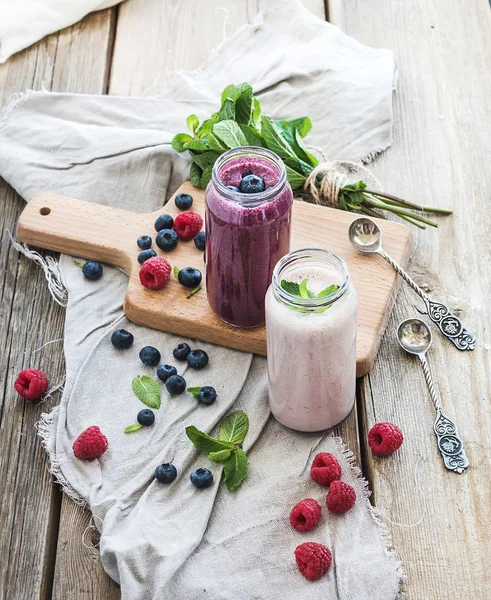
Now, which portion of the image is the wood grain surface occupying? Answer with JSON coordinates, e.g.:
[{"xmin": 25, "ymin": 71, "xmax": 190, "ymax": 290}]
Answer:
[
  {"xmin": 2, "ymin": 0, "xmax": 489, "ymax": 599},
  {"xmin": 17, "ymin": 184, "xmax": 411, "ymax": 376},
  {"xmin": 337, "ymin": 0, "xmax": 491, "ymax": 598}
]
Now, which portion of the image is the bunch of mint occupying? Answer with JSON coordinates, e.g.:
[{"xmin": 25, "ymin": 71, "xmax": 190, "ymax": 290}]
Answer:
[
  {"xmin": 171, "ymin": 82, "xmax": 317, "ymax": 191},
  {"xmin": 172, "ymin": 82, "xmax": 452, "ymax": 229},
  {"xmin": 186, "ymin": 410, "xmax": 249, "ymax": 491}
]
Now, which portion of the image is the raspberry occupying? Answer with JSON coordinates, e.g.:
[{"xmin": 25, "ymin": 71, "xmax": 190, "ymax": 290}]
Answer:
[
  {"xmin": 290, "ymin": 498, "xmax": 321, "ymax": 532},
  {"xmin": 139, "ymin": 256, "xmax": 172, "ymax": 289},
  {"xmin": 73, "ymin": 426, "xmax": 108, "ymax": 460},
  {"xmin": 326, "ymin": 480, "xmax": 356, "ymax": 513},
  {"xmin": 368, "ymin": 422, "xmax": 404, "ymax": 456},
  {"xmin": 294, "ymin": 542, "xmax": 332, "ymax": 581},
  {"xmin": 310, "ymin": 452, "xmax": 342, "ymax": 487},
  {"xmin": 173, "ymin": 211, "xmax": 203, "ymax": 241},
  {"xmin": 14, "ymin": 368, "xmax": 48, "ymax": 400}
]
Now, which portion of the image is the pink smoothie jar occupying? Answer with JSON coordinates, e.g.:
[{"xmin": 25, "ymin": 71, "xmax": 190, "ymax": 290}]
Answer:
[{"xmin": 205, "ymin": 147, "xmax": 293, "ymax": 328}]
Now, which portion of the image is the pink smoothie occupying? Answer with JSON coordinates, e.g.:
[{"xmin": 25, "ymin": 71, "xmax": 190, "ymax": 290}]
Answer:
[
  {"xmin": 266, "ymin": 259, "xmax": 357, "ymax": 432},
  {"xmin": 205, "ymin": 148, "xmax": 293, "ymax": 328}
]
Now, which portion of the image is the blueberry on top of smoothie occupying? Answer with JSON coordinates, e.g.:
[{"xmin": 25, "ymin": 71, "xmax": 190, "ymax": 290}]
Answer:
[{"xmin": 239, "ymin": 174, "xmax": 266, "ymax": 194}]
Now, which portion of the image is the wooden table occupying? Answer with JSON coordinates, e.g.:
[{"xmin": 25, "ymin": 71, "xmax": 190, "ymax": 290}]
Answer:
[{"xmin": 1, "ymin": 1, "xmax": 490, "ymax": 598}]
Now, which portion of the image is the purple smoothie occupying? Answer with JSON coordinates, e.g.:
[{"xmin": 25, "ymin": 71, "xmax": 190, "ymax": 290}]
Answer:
[{"xmin": 205, "ymin": 147, "xmax": 293, "ymax": 328}]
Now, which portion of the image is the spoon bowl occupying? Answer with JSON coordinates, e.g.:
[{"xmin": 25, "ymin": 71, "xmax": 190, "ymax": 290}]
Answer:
[
  {"xmin": 397, "ymin": 318, "xmax": 433, "ymax": 355},
  {"xmin": 348, "ymin": 217, "xmax": 382, "ymax": 253}
]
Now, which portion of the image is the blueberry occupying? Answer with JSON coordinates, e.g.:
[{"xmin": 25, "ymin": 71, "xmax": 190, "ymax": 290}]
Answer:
[
  {"xmin": 156, "ymin": 229, "xmax": 179, "ymax": 251},
  {"xmin": 165, "ymin": 374, "xmax": 186, "ymax": 395},
  {"xmin": 82, "ymin": 261, "xmax": 103, "ymax": 280},
  {"xmin": 190, "ymin": 467, "xmax": 213, "ymax": 489},
  {"xmin": 175, "ymin": 193, "xmax": 193, "ymax": 210},
  {"xmin": 154, "ymin": 214, "xmax": 174, "ymax": 232},
  {"xmin": 137, "ymin": 409, "xmax": 155, "ymax": 426},
  {"xmin": 226, "ymin": 185, "xmax": 240, "ymax": 192},
  {"xmin": 178, "ymin": 267, "xmax": 202, "ymax": 289},
  {"xmin": 186, "ymin": 349, "xmax": 209, "ymax": 370},
  {"xmin": 155, "ymin": 463, "xmax": 177, "ymax": 484},
  {"xmin": 138, "ymin": 249, "xmax": 157, "ymax": 264},
  {"xmin": 139, "ymin": 346, "xmax": 161, "ymax": 366},
  {"xmin": 137, "ymin": 235, "xmax": 152, "ymax": 250},
  {"xmin": 239, "ymin": 174, "xmax": 265, "ymax": 194},
  {"xmin": 194, "ymin": 231, "xmax": 206, "ymax": 251},
  {"xmin": 197, "ymin": 386, "xmax": 217, "ymax": 406},
  {"xmin": 111, "ymin": 328, "xmax": 134, "ymax": 349},
  {"xmin": 173, "ymin": 343, "xmax": 191, "ymax": 361},
  {"xmin": 157, "ymin": 364, "xmax": 177, "ymax": 382}
]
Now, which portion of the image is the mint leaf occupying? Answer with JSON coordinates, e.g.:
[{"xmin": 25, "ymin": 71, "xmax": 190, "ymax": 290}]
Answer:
[
  {"xmin": 223, "ymin": 448, "xmax": 248, "ymax": 491},
  {"xmin": 235, "ymin": 86, "xmax": 253, "ymax": 124},
  {"xmin": 172, "ymin": 133, "xmax": 194, "ymax": 152},
  {"xmin": 124, "ymin": 423, "xmax": 143, "ymax": 434},
  {"xmin": 317, "ymin": 284, "xmax": 339, "ymax": 298},
  {"xmin": 192, "ymin": 151, "xmax": 220, "ymax": 170},
  {"xmin": 252, "ymin": 97, "xmax": 262, "ymax": 127},
  {"xmin": 239, "ymin": 125, "xmax": 265, "ymax": 147},
  {"xmin": 200, "ymin": 165, "xmax": 214, "ymax": 188},
  {"xmin": 186, "ymin": 285, "xmax": 201, "ymax": 299},
  {"xmin": 217, "ymin": 98, "xmax": 235, "ymax": 121},
  {"xmin": 299, "ymin": 278, "xmax": 315, "ymax": 299},
  {"xmin": 187, "ymin": 386, "xmax": 202, "ymax": 398},
  {"xmin": 196, "ymin": 117, "xmax": 217, "ymax": 139},
  {"xmin": 73, "ymin": 260, "xmax": 83, "ymax": 268},
  {"xmin": 280, "ymin": 280, "xmax": 300, "ymax": 295},
  {"xmin": 213, "ymin": 120, "xmax": 248, "ymax": 149},
  {"xmin": 183, "ymin": 138, "xmax": 207, "ymax": 152},
  {"xmin": 285, "ymin": 165, "xmax": 307, "ymax": 190},
  {"xmin": 207, "ymin": 132, "xmax": 228, "ymax": 152},
  {"xmin": 260, "ymin": 117, "xmax": 296, "ymax": 160},
  {"xmin": 190, "ymin": 162, "xmax": 202, "ymax": 187},
  {"xmin": 209, "ymin": 449, "xmax": 233, "ymax": 463},
  {"xmin": 187, "ymin": 114, "xmax": 199, "ymax": 134},
  {"xmin": 219, "ymin": 410, "xmax": 249, "ymax": 445},
  {"xmin": 275, "ymin": 116, "xmax": 312, "ymax": 139},
  {"xmin": 173, "ymin": 266, "xmax": 180, "ymax": 279},
  {"xmin": 221, "ymin": 82, "xmax": 252, "ymax": 103},
  {"xmin": 132, "ymin": 376, "xmax": 161, "ymax": 409},
  {"xmin": 186, "ymin": 425, "xmax": 236, "ymax": 454}
]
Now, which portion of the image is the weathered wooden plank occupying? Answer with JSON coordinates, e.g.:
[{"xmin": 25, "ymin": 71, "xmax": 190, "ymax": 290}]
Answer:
[
  {"xmin": 0, "ymin": 9, "xmax": 114, "ymax": 600},
  {"xmin": 339, "ymin": 0, "xmax": 491, "ymax": 597}
]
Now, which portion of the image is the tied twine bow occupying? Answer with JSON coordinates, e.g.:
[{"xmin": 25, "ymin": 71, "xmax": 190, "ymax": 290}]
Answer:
[
  {"xmin": 301, "ymin": 151, "xmax": 451, "ymax": 229},
  {"xmin": 304, "ymin": 158, "xmax": 383, "ymax": 208}
]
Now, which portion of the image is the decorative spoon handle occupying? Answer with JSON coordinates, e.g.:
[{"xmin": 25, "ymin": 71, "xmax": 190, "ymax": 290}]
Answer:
[
  {"xmin": 379, "ymin": 250, "xmax": 475, "ymax": 351},
  {"xmin": 418, "ymin": 354, "xmax": 469, "ymax": 474}
]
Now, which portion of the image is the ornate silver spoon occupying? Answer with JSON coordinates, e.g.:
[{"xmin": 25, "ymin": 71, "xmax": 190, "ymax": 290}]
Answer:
[
  {"xmin": 349, "ymin": 217, "xmax": 475, "ymax": 351},
  {"xmin": 397, "ymin": 318, "xmax": 469, "ymax": 473}
]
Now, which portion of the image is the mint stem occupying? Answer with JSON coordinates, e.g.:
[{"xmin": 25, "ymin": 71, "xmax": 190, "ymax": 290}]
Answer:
[
  {"xmin": 364, "ymin": 190, "xmax": 452, "ymax": 215},
  {"xmin": 187, "ymin": 285, "xmax": 202, "ymax": 299}
]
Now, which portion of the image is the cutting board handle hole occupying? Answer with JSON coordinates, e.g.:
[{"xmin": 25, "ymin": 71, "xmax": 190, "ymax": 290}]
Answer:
[{"xmin": 39, "ymin": 207, "xmax": 51, "ymax": 216}]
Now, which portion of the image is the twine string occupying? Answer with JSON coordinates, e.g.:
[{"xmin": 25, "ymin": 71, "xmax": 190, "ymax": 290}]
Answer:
[{"xmin": 303, "ymin": 156, "xmax": 384, "ymax": 207}]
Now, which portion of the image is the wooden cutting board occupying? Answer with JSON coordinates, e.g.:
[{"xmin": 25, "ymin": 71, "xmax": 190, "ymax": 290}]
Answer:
[{"xmin": 16, "ymin": 182, "xmax": 412, "ymax": 376}]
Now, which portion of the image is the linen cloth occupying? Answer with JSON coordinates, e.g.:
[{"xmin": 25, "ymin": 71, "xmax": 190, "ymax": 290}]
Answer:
[
  {"xmin": 0, "ymin": 0, "xmax": 124, "ymax": 63},
  {"xmin": 0, "ymin": 1, "xmax": 402, "ymax": 598}
]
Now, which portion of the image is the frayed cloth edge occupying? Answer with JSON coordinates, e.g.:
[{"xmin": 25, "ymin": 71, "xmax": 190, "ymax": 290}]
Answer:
[
  {"xmin": 331, "ymin": 435, "xmax": 406, "ymax": 599},
  {"xmin": 36, "ymin": 407, "xmax": 88, "ymax": 507}
]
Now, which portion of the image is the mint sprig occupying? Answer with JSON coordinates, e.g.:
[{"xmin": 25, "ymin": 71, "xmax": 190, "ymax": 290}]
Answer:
[
  {"xmin": 280, "ymin": 278, "xmax": 340, "ymax": 313},
  {"xmin": 185, "ymin": 410, "xmax": 250, "ymax": 491},
  {"xmin": 124, "ymin": 423, "xmax": 143, "ymax": 434},
  {"xmin": 171, "ymin": 82, "xmax": 452, "ymax": 228}
]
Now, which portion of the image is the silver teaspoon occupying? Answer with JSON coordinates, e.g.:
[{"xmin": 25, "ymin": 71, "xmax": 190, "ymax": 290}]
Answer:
[
  {"xmin": 349, "ymin": 217, "xmax": 475, "ymax": 351},
  {"xmin": 397, "ymin": 318, "xmax": 469, "ymax": 473}
]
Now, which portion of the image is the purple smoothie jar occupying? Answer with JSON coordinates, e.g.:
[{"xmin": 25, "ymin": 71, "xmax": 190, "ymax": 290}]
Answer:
[{"xmin": 205, "ymin": 147, "xmax": 293, "ymax": 328}]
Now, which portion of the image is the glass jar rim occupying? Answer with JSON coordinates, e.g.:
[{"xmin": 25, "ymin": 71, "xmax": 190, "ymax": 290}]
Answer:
[
  {"xmin": 211, "ymin": 146, "xmax": 287, "ymax": 205},
  {"xmin": 272, "ymin": 248, "xmax": 350, "ymax": 310}
]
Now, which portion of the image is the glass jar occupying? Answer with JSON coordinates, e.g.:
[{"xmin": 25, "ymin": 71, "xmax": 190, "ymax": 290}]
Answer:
[
  {"xmin": 265, "ymin": 249, "xmax": 357, "ymax": 432},
  {"xmin": 205, "ymin": 147, "xmax": 293, "ymax": 328}
]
